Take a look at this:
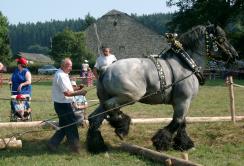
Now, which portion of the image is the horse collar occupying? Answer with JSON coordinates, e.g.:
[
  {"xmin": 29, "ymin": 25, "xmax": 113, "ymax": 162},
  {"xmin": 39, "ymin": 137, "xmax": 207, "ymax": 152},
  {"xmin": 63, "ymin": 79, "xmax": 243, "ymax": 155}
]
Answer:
[
  {"xmin": 163, "ymin": 34, "xmax": 205, "ymax": 85},
  {"xmin": 146, "ymin": 55, "xmax": 167, "ymax": 102}
]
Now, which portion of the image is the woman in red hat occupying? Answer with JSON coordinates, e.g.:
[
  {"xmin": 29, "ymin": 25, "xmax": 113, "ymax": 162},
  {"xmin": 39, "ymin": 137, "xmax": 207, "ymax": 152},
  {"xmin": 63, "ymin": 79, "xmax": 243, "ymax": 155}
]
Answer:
[{"xmin": 10, "ymin": 57, "xmax": 32, "ymax": 96}]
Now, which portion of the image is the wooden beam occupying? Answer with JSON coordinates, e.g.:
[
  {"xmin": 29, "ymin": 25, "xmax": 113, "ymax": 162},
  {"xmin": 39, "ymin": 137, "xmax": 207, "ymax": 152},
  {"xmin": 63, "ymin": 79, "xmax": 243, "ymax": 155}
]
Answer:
[
  {"xmin": 0, "ymin": 116, "xmax": 243, "ymax": 128},
  {"xmin": 130, "ymin": 116, "xmax": 244, "ymax": 124},
  {"xmin": 120, "ymin": 143, "xmax": 202, "ymax": 166}
]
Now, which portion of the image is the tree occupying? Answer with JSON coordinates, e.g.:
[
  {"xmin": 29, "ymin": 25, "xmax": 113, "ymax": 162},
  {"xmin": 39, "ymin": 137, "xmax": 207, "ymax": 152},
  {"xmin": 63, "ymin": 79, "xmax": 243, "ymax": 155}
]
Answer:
[
  {"xmin": 9, "ymin": 18, "xmax": 87, "ymax": 55},
  {"xmin": 166, "ymin": 0, "xmax": 244, "ymax": 58},
  {"xmin": 131, "ymin": 13, "xmax": 173, "ymax": 34},
  {"xmin": 166, "ymin": 0, "xmax": 243, "ymax": 32},
  {"xmin": 50, "ymin": 29, "xmax": 95, "ymax": 65},
  {"xmin": 0, "ymin": 11, "xmax": 11, "ymax": 64},
  {"xmin": 84, "ymin": 13, "xmax": 96, "ymax": 29}
]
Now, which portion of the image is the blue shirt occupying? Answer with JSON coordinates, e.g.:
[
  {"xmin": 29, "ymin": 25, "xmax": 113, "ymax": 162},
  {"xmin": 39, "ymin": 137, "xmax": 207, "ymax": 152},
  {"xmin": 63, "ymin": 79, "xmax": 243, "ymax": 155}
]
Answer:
[
  {"xmin": 73, "ymin": 95, "xmax": 87, "ymax": 112},
  {"xmin": 11, "ymin": 68, "xmax": 31, "ymax": 95},
  {"xmin": 14, "ymin": 101, "xmax": 30, "ymax": 112}
]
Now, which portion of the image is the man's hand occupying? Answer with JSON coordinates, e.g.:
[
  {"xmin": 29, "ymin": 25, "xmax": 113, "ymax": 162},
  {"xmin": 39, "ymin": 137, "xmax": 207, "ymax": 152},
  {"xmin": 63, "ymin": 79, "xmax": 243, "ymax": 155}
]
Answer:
[
  {"xmin": 64, "ymin": 89, "xmax": 87, "ymax": 97},
  {"xmin": 79, "ymin": 84, "xmax": 85, "ymax": 90},
  {"xmin": 80, "ymin": 89, "xmax": 87, "ymax": 96}
]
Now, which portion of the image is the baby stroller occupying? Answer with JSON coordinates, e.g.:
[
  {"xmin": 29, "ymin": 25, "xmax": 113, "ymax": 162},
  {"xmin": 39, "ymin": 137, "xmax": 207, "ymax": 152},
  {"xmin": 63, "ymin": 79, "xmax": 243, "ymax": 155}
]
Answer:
[{"xmin": 10, "ymin": 94, "xmax": 32, "ymax": 122}]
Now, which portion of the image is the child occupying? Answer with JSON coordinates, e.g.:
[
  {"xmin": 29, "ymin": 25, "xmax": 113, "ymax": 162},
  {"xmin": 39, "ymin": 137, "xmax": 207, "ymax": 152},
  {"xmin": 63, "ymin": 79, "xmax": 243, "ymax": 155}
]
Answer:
[
  {"xmin": 87, "ymin": 67, "xmax": 94, "ymax": 87},
  {"xmin": 71, "ymin": 80, "xmax": 88, "ymax": 126},
  {"xmin": 14, "ymin": 94, "xmax": 31, "ymax": 120}
]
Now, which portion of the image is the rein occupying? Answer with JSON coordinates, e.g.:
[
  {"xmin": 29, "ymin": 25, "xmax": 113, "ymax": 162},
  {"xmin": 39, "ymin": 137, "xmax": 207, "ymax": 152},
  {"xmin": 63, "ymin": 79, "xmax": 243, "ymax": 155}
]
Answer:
[{"xmin": 205, "ymin": 26, "xmax": 233, "ymax": 63}]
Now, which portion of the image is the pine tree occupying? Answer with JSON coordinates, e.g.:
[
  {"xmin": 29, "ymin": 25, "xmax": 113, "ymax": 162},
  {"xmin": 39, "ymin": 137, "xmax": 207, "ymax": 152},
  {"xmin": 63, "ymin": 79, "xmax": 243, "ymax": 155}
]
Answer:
[{"xmin": 0, "ymin": 11, "xmax": 11, "ymax": 64}]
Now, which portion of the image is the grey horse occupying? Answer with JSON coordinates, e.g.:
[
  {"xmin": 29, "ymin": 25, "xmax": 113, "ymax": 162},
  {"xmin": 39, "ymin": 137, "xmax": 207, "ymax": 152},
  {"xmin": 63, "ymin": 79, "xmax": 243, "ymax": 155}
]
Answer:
[{"xmin": 86, "ymin": 25, "xmax": 238, "ymax": 153}]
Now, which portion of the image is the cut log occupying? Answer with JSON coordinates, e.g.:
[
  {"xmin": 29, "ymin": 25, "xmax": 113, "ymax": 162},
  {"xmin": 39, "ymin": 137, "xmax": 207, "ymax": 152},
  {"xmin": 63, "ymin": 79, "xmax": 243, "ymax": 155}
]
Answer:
[
  {"xmin": 0, "ymin": 138, "xmax": 22, "ymax": 149},
  {"xmin": 181, "ymin": 153, "xmax": 189, "ymax": 161},
  {"xmin": 120, "ymin": 143, "xmax": 202, "ymax": 166},
  {"xmin": 165, "ymin": 158, "xmax": 173, "ymax": 166}
]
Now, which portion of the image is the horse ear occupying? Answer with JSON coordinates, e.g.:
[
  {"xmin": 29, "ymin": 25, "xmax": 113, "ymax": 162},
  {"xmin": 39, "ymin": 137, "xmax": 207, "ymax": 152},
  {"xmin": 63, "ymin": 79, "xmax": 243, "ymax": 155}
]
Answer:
[{"xmin": 207, "ymin": 21, "xmax": 212, "ymax": 25}]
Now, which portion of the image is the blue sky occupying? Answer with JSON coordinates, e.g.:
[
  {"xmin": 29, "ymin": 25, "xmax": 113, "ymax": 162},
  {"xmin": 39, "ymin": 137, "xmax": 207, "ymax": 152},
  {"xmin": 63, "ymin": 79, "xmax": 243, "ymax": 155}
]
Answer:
[{"xmin": 0, "ymin": 0, "xmax": 178, "ymax": 25}]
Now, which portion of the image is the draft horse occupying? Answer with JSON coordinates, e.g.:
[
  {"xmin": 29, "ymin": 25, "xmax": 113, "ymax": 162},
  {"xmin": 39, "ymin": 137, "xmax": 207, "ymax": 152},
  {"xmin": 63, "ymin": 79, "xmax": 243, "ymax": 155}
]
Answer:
[{"xmin": 86, "ymin": 25, "xmax": 238, "ymax": 153}]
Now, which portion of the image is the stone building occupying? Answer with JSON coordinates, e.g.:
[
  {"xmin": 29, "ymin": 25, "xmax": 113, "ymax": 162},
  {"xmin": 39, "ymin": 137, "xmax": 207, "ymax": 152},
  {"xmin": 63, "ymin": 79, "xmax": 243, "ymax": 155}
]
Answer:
[
  {"xmin": 19, "ymin": 52, "xmax": 54, "ymax": 64},
  {"xmin": 84, "ymin": 9, "xmax": 167, "ymax": 59}
]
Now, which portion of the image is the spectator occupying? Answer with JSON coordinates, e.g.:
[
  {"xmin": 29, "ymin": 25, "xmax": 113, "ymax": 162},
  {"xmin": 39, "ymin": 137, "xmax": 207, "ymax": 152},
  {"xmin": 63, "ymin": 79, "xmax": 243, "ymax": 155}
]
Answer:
[
  {"xmin": 71, "ymin": 80, "xmax": 88, "ymax": 127},
  {"xmin": 80, "ymin": 60, "xmax": 89, "ymax": 77},
  {"xmin": 47, "ymin": 58, "xmax": 87, "ymax": 154},
  {"xmin": 0, "ymin": 62, "xmax": 4, "ymax": 71},
  {"xmin": 0, "ymin": 62, "xmax": 4, "ymax": 88},
  {"xmin": 10, "ymin": 57, "xmax": 32, "ymax": 96},
  {"xmin": 13, "ymin": 94, "xmax": 31, "ymax": 120},
  {"xmin": 93, "ymin": 46, "xmax": 117, "ymax": 79},
  {"xmin": 87, "ymin": 67, "xmax": 94, "ymax": 87}
]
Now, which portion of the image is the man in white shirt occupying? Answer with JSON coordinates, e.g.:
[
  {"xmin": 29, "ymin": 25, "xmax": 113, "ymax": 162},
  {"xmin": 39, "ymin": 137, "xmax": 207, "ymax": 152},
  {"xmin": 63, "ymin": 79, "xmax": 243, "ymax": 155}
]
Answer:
[
  {"xmin": 93, "ymin": 47, "xmax": 117, "ymax": 79},
  {"xmin": 48, "ymin": 58, "xmax": 86, "ymax": 154}
]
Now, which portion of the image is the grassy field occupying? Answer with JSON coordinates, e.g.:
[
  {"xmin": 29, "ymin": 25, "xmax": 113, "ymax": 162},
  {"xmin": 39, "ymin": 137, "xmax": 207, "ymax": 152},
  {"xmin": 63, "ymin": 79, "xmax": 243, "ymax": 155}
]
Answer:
[{"xmin": 0, "ymin": 75, "xmax": 244, "ymax": 166}]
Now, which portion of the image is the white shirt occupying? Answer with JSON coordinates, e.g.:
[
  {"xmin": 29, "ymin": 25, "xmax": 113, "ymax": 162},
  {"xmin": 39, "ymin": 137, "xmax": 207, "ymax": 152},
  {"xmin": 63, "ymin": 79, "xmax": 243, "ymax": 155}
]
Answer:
[
  {"xmin": 94, "ymin": 54, "xmax": 117, "ymax": 71},
  {"xmin": 52, "ymin": 69, "xmax": 74, "ymax": 103}
]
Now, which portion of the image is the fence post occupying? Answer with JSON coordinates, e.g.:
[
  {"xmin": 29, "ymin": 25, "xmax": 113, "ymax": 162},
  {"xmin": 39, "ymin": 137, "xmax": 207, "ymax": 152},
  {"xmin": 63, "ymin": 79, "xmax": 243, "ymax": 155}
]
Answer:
[{"xmin": 227, "ymin": 76, "xmax": 236, "ymax": 123}]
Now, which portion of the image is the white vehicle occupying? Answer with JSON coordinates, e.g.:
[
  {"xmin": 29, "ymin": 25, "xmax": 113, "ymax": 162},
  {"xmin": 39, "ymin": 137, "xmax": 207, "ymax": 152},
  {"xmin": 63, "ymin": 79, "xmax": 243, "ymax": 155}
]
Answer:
[{"xmin": 38, "ymin": 65, "xmax": 58, "ymax": 75}]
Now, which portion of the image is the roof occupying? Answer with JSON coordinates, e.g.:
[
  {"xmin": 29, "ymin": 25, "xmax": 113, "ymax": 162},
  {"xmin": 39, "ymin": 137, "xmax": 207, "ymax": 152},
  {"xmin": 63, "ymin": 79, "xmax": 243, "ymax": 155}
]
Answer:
[
  {"xmin": 19, "ymin": 52, "xmax": 54, "ymax": 64},
  {"xmin": 102, "ymin": 9, "xmax": 128, "ymax": 17},
  {"xmin": 84, "ymin": 9, "xmax": 167, "ymax": 59}
]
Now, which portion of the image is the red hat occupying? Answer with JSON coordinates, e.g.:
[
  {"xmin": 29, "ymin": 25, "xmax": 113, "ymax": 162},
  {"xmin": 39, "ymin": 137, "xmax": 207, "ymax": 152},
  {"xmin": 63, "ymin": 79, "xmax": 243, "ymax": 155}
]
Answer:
[
  {"xmin": 16, "ymin": 57, "xmax": 28, "ymax": 65},
  {"xmin": 16, "ymin": 94, "xmax": 25, "ymax": 100}
]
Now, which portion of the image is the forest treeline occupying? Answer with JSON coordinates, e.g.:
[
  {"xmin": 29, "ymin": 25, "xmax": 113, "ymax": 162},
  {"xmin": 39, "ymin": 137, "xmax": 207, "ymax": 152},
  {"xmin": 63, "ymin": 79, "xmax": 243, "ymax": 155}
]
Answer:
[{"xmin": 8, "ymin": 14, "xmax": 96, "ymax": 55}]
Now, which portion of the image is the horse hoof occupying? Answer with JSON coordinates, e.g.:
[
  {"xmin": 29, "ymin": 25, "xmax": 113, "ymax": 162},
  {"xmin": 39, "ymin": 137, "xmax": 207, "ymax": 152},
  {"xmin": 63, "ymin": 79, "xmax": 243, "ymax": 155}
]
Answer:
[
  {"xmin": 86, "ymin": 129, "xmax": 108, "ymax": 154},
  {"xmin": 151, "ymin": 129, "xmax": 172, "ymax": 151},
  {"xmin": 173, "ymin": 133, "xmax": 194, "ymax": 151},
  {"xmin": 107, "ymin": 111, "xmax": 131, "ymax": 137}
]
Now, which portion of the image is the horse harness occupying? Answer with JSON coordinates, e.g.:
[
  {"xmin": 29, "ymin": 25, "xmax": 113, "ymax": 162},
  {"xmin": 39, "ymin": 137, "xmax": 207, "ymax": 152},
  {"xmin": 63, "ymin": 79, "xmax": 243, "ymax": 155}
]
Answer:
[
  {"xmin": 146, "ymin": 33, "xmax": 205, "ymax": 102},
  {"xmin": 164, "ymin": 33, "xmax": 205, "ymax": 85}
]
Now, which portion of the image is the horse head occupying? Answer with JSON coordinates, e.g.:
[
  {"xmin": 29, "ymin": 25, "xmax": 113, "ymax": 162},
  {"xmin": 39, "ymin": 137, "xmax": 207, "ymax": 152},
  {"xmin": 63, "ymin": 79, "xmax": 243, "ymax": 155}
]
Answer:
[
  {"xmin": 205, "ymin": 24, "xmax": 238, "ymax": 63},
  {"xmin": 180, "ymin": 25, "xmax": 238, "ymax": 65}
]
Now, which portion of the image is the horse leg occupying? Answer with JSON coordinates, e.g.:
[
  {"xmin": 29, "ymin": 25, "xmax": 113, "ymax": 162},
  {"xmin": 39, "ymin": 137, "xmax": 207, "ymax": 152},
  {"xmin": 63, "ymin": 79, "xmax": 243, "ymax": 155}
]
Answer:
[
  {"xmin": 152, "ymin": 98, "xmax": 193, "ymax": 151},
  {"xmin": 172, "ymin": 98, "xmax": 194, "ymax": 151},
  {"xmin": 151, "ymin": 118, "xmax": 179, "ymax": 151},
  {"xmin": 104, "ymin": 97, "xmax": 131, "ymax": 139},
  {"xmin": 86, "ymin": 105, "xmax": 108, "ymax": 153},
  {"xmin": 173, "ymin": 120, "xmax": 194, "ymax": 151}
]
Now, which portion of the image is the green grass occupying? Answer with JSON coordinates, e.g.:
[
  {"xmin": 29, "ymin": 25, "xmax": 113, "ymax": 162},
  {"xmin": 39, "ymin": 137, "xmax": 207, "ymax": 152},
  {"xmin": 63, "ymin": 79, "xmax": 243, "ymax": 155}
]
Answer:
[{"xmin": 0, "ymin": 75, "xmax": 244, "ymax": 165}]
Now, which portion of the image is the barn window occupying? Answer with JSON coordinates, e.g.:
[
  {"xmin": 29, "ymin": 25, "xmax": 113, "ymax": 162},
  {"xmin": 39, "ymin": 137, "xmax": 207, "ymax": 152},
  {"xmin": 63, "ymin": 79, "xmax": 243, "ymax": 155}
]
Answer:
[{"xmin": 113, "ymin": 20, "xmax": 117, "ymax": 26}]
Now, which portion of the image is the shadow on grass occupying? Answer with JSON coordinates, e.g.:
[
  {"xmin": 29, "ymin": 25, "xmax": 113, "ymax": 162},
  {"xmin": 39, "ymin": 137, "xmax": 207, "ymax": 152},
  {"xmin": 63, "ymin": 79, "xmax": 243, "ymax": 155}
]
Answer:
[{"xmin": 0, "ymin": 139, "xmax": 69, "ymax": 158}]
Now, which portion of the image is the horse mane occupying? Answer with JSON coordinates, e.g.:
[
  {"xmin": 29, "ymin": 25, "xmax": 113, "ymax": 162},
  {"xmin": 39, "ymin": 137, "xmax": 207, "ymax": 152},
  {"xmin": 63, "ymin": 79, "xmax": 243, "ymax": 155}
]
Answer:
[{"xmin": 179, "ymin": 25, "xmax": 206, "ymax": 51}]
